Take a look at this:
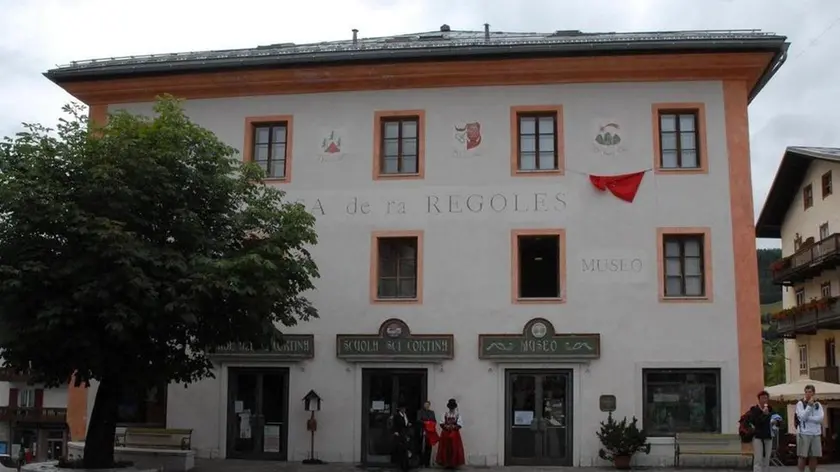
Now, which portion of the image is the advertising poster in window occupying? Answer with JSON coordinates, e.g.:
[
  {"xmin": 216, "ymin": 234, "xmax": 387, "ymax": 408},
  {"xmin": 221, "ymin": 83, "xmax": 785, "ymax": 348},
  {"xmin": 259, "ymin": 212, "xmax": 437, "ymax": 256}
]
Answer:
[{"xmin": 263, "ymin": 425, "xmax": 281, "ymax": 453}]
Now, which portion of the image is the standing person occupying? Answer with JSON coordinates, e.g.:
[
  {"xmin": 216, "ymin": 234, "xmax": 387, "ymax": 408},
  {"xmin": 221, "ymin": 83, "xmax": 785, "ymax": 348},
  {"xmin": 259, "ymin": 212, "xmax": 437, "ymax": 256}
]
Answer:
[
  {"xmin": 742, "ymin": 390, "xmax": 777, "ymax": 472},
  {"xmin": 796, "ymin": 384, "xmax": 824, "ymax": 472},
  {"xmin": 392, "ymin": 404, "xmax": 413, "ymax": 471},
  {"xmin": 417, "ymin": 400, "xmax": 438, "ymax": 468},
  {"xmin": 436, "ymin": 399, "xmax": 465, "ymax": 469}
]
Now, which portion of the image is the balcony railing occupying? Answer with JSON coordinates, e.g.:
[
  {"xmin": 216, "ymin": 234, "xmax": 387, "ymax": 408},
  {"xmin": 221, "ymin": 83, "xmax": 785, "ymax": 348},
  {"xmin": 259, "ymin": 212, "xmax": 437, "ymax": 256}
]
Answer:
[
  {"xmin": 771, "ymin": 233, "xmax": 840, "ymax": 285},
  {"xmin": 774, "ymin": 296, "xmax": 840, "ymax": 336},
  {"xmin": 810, "ymin": 366, "xmax": 840, "ymax": 384},
  {"xmin": 0, "ymin": 407, "xmax": 67, "ymax": 423}
]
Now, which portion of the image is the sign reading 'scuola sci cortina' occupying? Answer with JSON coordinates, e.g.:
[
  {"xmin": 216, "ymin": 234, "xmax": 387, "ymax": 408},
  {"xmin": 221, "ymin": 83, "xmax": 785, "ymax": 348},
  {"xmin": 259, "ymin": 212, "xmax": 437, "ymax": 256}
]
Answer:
[
  {"xmin": 478, "ymin": 318, "xmax": 600, "ymax": 361},
  {"xmin": 336, "ymin": 319, "xmax": 454, "ymax": 362}
]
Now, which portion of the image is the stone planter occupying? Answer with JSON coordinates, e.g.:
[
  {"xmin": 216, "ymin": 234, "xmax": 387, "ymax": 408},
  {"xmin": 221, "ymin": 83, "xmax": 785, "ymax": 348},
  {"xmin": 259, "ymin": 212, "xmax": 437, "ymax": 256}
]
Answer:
[{"xmin": 21, "ymin": 462, "xmax": 158, "ymax": 472}]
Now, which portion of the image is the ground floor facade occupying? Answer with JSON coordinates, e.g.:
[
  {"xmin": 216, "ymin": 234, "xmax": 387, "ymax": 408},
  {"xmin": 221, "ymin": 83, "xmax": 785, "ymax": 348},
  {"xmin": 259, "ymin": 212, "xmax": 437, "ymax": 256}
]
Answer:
[
  {"xmin": 0, "ymin": 421, "xmax": 68, "ymax": 462},
  {"xmin": 77, "ymin": 317, "xmax": 746, "ymax": 467}
]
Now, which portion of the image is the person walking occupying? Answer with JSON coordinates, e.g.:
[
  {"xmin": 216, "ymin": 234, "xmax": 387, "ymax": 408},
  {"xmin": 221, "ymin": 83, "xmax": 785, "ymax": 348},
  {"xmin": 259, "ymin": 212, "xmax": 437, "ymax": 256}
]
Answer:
[
  {"xmin": 796, "ymin": 384, "xmax": 824, "ymax": 472},
  {"xmin": 742, "ymin": 390, "xmax": 777, "ymax": 472}
]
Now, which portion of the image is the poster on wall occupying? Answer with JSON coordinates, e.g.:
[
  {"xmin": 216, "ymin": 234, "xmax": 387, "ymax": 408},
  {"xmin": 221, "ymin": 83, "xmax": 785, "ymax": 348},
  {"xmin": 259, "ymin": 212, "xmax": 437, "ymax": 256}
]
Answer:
[
  {"xmin": 317, "ymin": 129, "xmax": 349, "ymax": 162},
  {"xmin": 452, "ymin": 122, "xmax": 483, "ymax": 158},
  {"xmin": 239, "ymin": 410, "xmax": 252, "ymax": 439},
  {"xmin": 263, "ymin": 425, "xmax": 281, "ymax": 453}
]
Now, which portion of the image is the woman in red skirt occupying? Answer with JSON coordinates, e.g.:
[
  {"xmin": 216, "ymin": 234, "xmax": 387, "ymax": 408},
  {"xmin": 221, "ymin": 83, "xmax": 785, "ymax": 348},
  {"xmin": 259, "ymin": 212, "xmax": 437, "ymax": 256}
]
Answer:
[{"xmin": 436, "ymin": 398, "xmax": 465, "ymax": 469}]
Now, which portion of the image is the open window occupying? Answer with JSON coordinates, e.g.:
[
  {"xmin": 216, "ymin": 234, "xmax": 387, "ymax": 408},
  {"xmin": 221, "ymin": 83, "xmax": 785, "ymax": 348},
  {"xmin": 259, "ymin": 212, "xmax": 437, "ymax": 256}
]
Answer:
[{"xmin": 512, "ymin": 230, "xmax": 565, "ymax": 302}]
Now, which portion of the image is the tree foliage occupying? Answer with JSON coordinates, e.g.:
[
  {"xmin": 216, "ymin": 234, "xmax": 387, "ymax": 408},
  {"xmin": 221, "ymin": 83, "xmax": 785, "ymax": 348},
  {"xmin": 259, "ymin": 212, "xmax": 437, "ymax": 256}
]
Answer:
[{"xmin": 0, "ymin": 97, "xmax": 319, "ymax": 467}]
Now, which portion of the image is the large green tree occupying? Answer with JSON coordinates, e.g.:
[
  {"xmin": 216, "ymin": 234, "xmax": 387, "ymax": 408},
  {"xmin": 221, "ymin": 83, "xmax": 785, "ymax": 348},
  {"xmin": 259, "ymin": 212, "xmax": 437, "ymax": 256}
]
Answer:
[{"xmin": 0, "ymin": 97, "xmax": 319, "ymax": 468}]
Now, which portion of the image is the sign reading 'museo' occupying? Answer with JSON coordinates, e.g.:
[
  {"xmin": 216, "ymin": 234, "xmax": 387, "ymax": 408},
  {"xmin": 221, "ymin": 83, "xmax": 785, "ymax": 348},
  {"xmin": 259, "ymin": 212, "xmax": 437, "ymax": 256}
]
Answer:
[
  {"xmin": 336, "ymin": 319, "xmax": 454, "ymax": 361},
  {"xmin": 478, "ymin": 318, "xmax": 600, "ymax": 361}
]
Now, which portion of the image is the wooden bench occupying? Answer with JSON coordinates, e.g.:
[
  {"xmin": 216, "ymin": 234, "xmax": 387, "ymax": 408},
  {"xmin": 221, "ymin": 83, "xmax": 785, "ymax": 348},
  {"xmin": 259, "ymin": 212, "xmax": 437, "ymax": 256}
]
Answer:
[
  {"xmin": 115, "ymin": 428, "xmax": 193, "ymax": 451},
  {"xmin": 674, "ymin": 433, "xmax": 753, "ymax": 468}
]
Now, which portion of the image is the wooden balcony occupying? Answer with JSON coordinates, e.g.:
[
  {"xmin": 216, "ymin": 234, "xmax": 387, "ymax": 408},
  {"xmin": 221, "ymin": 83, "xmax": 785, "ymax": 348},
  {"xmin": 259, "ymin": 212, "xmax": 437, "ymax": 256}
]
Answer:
[
  {"xmin": 810, "ymin": 366, "xmax": 840, "ymax": 384},
  {"xmin": 775, "ymin": 296, "xmax": 840, "ymax": 336},
  {"xmin": 771, "ymin": 233, "xmax": 840, "ymax": 285},
  {"xmin": 0, "ymin": 407, "xmax": 67, "ymax": 424}
]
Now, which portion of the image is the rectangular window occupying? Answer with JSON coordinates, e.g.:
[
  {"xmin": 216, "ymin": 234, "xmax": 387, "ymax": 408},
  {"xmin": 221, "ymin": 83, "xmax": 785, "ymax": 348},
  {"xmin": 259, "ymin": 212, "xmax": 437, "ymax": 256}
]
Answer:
[
  {"xmin": 517, "ymin": 113, "xmax": 558, "ymax": 171},
  {"xmin": 642, "ymin": 368, "xmax": 721, "ymax": 435},
  {"xmin": 804, "ymin": 184, "xmax": 814, "ymax": 209},
  {"xmin": 799, "ymin": 344, "xmax": 809, "ymax": 375},
  {"xmin": 662, "ymin": 234, "xmax": 705, "ymax": 297},
  {"xmin": 512, "ymin": 230, "xmax": 565, "ymax": 303},
  {"xmin": 820, "ymin": 223, "xmax": 830, "ymax": 241},
  {"xmin": 658, "ymin": 112, "xmax": 700, "ymax": 169},
  {"xmin": 826, "ymin": 338, "xmax": 837, "ymax": 368},
  {"xmin": 18, "ymin": 389, "xmax": 35, "ymax": 408},
  {"xmin": 371, "ymin": 231, "xmax": 423, "ymax": 303},
  {"xmin": 823, "ymin": 171, "xmax": 833, "ymax": 198},
  {"xmin": 380, "ymin": 117, "xmax": 420, "ymax": 175},
  {"xmin": 822, "ymin": 282, "xmax": 832, "ymax": 299},
  {"xmin": 796, "ymin": 288, "xmax": 805, "ymax": 306},
  {"xmin": 243, "ymin": 115, "xmax": 294, "ymax": 182}
]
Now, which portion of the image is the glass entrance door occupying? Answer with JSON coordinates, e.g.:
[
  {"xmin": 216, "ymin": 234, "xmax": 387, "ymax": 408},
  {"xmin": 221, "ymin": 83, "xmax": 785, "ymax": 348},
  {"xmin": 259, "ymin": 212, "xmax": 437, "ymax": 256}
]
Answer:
[
  {"xmin": 361, "ymin": 369, "xmax": 427, "ymax": 464},
  {"xmin": 227, "ymin": 368, "xmax": 289, "ymax": 460},
  {"xmin": 505, "ymin": 370, "xmax": 572, "ymax": 466}
]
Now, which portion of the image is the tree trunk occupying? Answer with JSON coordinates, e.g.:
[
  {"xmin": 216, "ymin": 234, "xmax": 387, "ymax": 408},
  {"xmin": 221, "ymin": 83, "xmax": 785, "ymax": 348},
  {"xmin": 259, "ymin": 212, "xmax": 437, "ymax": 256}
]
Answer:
[{"xmin": 83, "ymin": 377, "xmax": 121, "ymax": 469}]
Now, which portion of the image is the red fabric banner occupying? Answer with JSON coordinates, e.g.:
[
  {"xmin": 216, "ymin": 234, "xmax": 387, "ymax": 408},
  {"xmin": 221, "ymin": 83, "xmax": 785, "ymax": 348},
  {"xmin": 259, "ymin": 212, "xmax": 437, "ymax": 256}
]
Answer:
[{"xmin": 589, "ymin": 171, "xmax": 646, "ymax": 203}]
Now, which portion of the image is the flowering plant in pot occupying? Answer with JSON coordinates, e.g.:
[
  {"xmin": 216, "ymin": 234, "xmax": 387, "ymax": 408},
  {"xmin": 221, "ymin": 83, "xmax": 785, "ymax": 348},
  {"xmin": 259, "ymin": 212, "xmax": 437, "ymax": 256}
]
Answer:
[{"xmin": 597, "ymin": 413, "xmax": 651, "ymax": 469}]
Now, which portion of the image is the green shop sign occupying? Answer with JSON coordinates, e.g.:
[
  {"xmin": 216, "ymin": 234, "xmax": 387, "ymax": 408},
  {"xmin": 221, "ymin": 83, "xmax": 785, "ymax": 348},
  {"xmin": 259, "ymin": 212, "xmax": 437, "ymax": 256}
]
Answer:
[
  {"xmin": 478, "ymin": 318, "xmax": 600, "ymax": 360},
  {"xmin": 212, "ymin": 333, "xmax": 315, "ymax": 361},
  {"xmin": 336, "ymin": 319, "xmax": 454, "ymax": 361}
]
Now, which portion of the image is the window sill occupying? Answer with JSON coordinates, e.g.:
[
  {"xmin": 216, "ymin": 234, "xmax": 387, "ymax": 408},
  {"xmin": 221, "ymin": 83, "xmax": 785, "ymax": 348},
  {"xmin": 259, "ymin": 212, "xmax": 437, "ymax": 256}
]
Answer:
[
  {"xmin": 514, "ymin": 297, "xmax": 565, "ymax": 305},
  {"xmin": 261, "ymin": 177, "xmax": 290, "ymax": 183},
  {"xmin": 513, "ymin": 169, "xmax": 564, "ymax": 177},
  {"xmin": 374, "ymin": 172, "xmax": 424, "ymax": 181},
  {"xmin": 654, "ymin": 167, "xmax": 708, "ymax": 175},
  {"xmin": 660, "ymin": 296, "xmax": 712, "ymax": 303},
  {"xmin": 373, "ymin": 297, "xmax": 421, "ymax": 305}
]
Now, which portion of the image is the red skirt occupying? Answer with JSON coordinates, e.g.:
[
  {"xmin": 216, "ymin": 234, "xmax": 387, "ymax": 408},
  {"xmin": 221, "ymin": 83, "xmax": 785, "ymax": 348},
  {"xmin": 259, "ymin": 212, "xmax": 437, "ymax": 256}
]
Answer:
[{"xmin": 436, "ymin": 428, "xmax": 465, "ymax": 468}]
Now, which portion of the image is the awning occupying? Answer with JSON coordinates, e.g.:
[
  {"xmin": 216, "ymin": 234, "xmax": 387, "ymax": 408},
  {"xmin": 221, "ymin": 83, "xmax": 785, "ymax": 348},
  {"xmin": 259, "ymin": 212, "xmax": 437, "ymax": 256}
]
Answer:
[{"xmin": 766, "ymin": 378, "xmax": 840, "ymax": 402}]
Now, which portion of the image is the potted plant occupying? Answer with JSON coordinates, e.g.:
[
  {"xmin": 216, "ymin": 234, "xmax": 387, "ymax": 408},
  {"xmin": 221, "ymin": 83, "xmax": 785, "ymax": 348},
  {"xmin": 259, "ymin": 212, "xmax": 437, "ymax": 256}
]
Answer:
[{"xmin": 597, "ymin": 413, "xmax": 651, "ymax": 469}]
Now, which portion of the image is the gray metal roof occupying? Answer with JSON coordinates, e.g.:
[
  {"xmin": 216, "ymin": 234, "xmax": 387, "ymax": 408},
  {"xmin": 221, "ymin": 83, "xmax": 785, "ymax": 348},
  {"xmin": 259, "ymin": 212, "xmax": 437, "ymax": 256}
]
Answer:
[
  {"xmin": 46, "ymin": 28, "xmax": 787, "ymax": 77},
  {"xmin": 786, "ymin": 146, "xmax": 840, "ymax": 160}
]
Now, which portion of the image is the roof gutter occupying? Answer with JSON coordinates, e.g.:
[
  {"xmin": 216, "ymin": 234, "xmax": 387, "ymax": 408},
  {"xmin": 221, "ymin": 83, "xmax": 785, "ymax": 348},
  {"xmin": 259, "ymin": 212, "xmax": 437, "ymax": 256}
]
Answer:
[
  {"xmin": 44, "ymin": 37, "xmax": 789, "ymax": 84},
  {"xmin": 748, "ymin": 42, "xmax": 790, "ymax": 103}
]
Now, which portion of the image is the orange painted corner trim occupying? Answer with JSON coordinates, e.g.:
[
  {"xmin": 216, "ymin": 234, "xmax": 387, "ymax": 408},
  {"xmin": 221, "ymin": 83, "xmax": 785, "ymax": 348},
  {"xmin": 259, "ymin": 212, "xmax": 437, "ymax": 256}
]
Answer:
[
  {"xmin": 510, "ymin": 228, "xmax": 567, "ymax": 304},
  {"xmin": 58, "ymin": 52, "xmax": 777, "ymax": 105},
  {"xmin": 372, "ymin": 110, "xmax": 426, "ymax": 181},
  {"xmin": 655, "ymin": 227, "xmax": 714, "ymax": 303},
  {"xmin": 66, "ymin": 375, "xmax": 88, "ymax": 441},
  {"xmin": 509, "ymin": 105, "xmax": 565, "ymax": 177},
  {"xmin": 651, "ymin": 103, "xmax": 709, "ymax": 175},
  {"xmin": 369, "ymin": 230, "xmax": 425, "ymax": 304},
  {"xmin": 88, "ymin": 104, "xmax": 108, "ymax": 126},
  {"xmin": 724, "ymin": 80, "xmax": 763, "ymax": 414},
  {"xmin": 243, "ymin": 115, "xmax": 294, "ymax": 184}
]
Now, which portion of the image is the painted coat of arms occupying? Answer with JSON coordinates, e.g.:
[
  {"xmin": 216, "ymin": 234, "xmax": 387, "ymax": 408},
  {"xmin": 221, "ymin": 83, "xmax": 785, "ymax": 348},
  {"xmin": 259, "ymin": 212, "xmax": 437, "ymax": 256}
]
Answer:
[
  {"xmin": 318, "ymin": 130, "xmax": 346, "ymax": 162},
  {"xmin": 453, "ymin": 122, "xmax": 482, "ymax": 157},
  {"xmin": 592, "ymin": 122, "xmax": 627, "ymax": 157}
]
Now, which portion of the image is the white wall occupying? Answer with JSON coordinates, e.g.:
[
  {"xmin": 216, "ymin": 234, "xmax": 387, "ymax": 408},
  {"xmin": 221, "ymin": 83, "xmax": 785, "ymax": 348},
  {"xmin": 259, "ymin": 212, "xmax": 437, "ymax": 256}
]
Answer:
[{"xmin": 108, "ymin": 80, "xmax": 742, "ymax": 466}]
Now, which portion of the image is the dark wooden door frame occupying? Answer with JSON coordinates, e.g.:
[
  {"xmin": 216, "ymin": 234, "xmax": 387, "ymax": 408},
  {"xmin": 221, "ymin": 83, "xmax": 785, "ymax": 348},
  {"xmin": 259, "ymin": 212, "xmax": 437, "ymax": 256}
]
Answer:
[
  {"xmin": 226, "ymin": 367, "xmax": 290, "ymax": 460},
  {"xmin": 360, "ymin": 368, "xmax": 428, "ymax": 465},
  {"xmin": 504, "ymin": 369, "xmax": 573, "ymax": 466}
]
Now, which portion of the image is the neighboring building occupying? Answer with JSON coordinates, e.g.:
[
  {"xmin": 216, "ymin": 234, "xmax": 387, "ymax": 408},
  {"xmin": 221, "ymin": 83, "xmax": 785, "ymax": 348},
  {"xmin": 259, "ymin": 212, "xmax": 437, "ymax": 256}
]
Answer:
[
  {"xmin": 0, "ymin": 370, "xmax": 69, "ymax": 461},
  {"xmin": 756, "ymin": 146, "xmax": 840, "ymax": 430},
  {"xmin": 44, "ymin": 27, "xmax": 787, "ymax": 466}
]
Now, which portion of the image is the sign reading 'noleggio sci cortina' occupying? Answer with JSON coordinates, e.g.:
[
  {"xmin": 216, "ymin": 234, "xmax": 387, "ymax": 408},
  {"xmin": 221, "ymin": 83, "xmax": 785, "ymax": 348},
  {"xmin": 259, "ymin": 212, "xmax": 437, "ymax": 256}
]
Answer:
[
  {"xmin": 211, "ymin": 332, "xmax": 314, "ymax": 361},
  {"xmin": 336, "ymin": 319, "xmax": 454, "ymax": 361},
  {"xmin": 478, "ymin": 318, "xmax": 600, "ymax": 361}
]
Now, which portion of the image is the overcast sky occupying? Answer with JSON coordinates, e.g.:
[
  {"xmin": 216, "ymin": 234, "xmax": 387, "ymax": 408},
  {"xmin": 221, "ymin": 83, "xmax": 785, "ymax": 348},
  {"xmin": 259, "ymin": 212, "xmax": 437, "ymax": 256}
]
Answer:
[{"xmin": 1, "ymin": 0, "xmax": 838, "ymax": 248}]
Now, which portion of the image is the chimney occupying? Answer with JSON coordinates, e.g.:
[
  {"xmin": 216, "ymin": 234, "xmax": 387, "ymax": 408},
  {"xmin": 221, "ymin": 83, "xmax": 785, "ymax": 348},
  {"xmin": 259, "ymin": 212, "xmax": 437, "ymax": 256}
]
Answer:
[
  {"xmin": 440, "ymin": 24, "xmax": 451, "ymax": 32},
  {"xmin": 484, "ymin": 23, "xmax": 490, "ymax": 40},
  {"xmin": 352, "ymin": 29, "xmax": 359, "ymax": 45}
]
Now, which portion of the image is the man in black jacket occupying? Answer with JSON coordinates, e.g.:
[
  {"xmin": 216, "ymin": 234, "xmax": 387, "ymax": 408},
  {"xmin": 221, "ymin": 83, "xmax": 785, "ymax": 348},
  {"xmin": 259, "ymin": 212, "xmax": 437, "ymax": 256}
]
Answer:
[
  {"xmin": 744, "ymin": 390, "xmax": 777, "ymax": 472},
  {"xmin": 417, "ymin": 401, "xmax": 437, "ymax": 468},
  {"xmin": 392, "ymin": 404, "xmax": 413, "ymax": 471}
]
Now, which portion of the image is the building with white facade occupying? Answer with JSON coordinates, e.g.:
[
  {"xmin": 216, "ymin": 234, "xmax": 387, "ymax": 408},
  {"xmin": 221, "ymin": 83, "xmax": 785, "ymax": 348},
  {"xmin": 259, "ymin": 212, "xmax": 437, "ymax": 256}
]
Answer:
[
  {"xmin": 44, "ymin": 27, "xmax": 788, "ymax": 466},
  {"xmin": 756, "ymin": 146, "xmax": 840, "ymax": 437},
  {"xmin": 0, "ymin": 370, "xmax": 69, "ymax": 462}
]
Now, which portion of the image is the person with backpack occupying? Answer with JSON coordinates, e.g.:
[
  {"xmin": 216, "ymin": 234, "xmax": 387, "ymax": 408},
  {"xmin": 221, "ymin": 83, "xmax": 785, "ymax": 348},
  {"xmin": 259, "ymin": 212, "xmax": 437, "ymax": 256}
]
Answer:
[
  {"xmin": 740, "ymin": 390, "xmax": 777, "ymax": 472},
  {"xmin": 795, "ymin": 384, "xmax": 824, "ymax": 472}
]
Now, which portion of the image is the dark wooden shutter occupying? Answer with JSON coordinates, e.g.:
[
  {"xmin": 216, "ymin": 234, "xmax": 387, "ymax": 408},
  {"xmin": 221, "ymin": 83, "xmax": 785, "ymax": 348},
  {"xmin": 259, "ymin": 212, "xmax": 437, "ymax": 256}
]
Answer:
[
  {"xmin": 35, "ymin": 389, "xmax": 44, "ymax": 408},
  {"xmin": 8, "ymin": 388, "xmax": 18, "ymax": 407}
]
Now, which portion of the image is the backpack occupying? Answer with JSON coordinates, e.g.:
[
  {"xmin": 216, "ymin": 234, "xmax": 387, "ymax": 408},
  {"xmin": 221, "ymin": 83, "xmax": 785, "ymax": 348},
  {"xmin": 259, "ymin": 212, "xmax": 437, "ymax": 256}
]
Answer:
[{"xmin": 738, "ymin": 412, "xmax": 755, "ymax": 443}]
